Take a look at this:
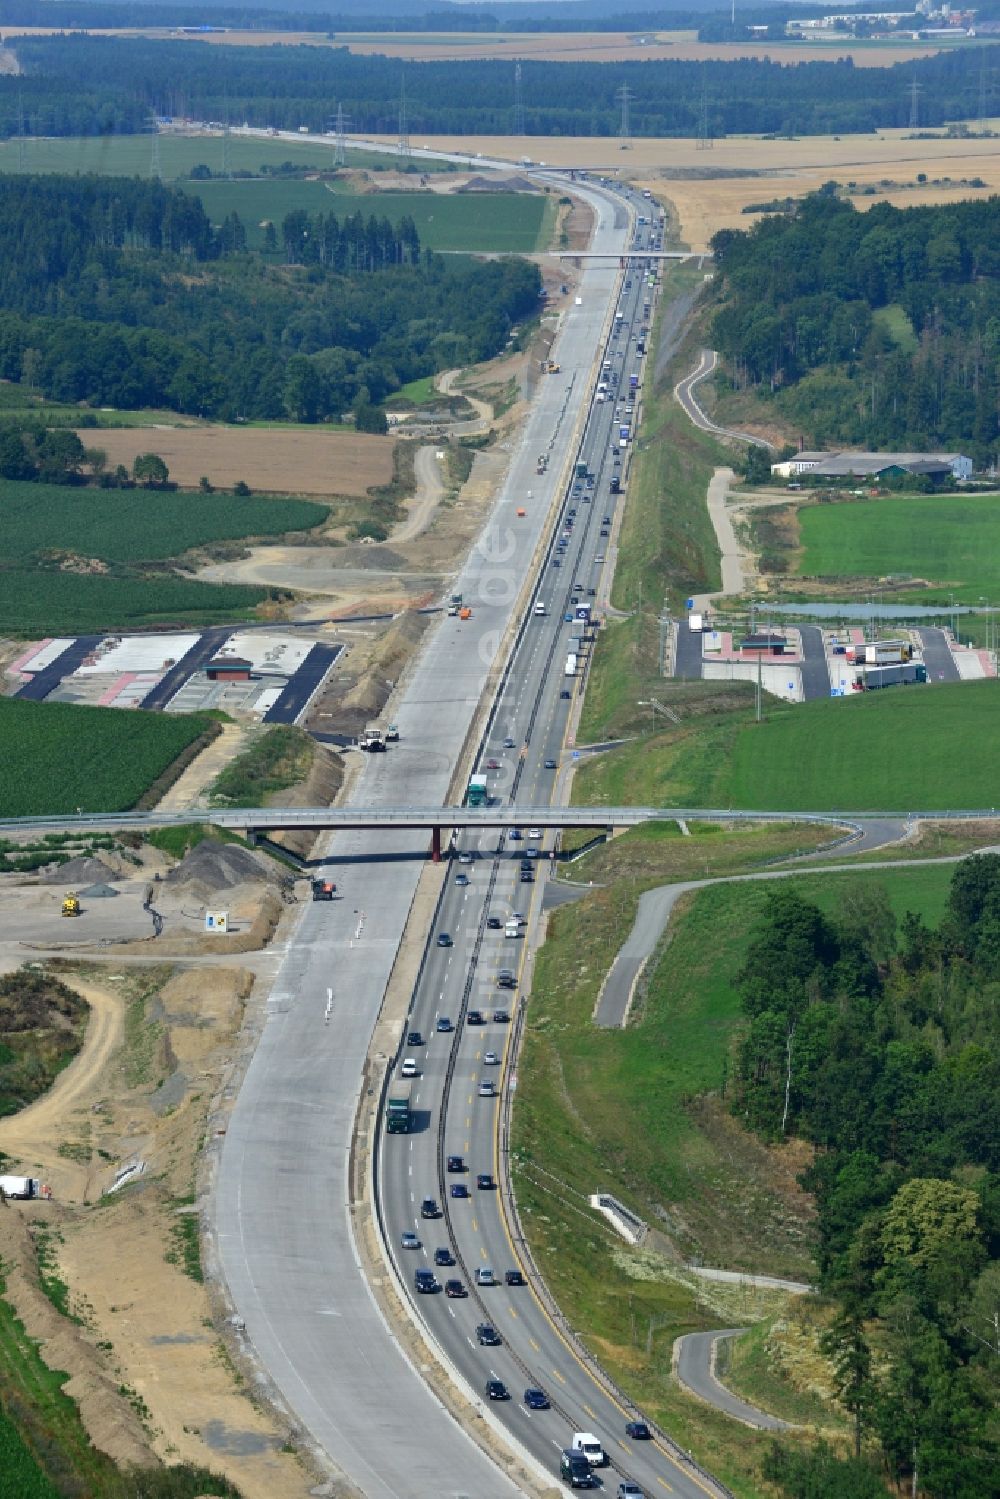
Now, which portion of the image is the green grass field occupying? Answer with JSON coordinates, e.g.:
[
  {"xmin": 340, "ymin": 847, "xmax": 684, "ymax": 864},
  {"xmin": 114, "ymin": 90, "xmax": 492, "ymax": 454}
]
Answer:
[
  {"xmin": 0, "ymin": 480, "xmax": 323, "ymax": 634},
  {"xmin": 1, "ymin": 480, "xmax": 326, "ymax": 566},
  {"xmin": 0, "ymin": 698, "xmax": 214, "ymax": 817},
  {"xmin": 0, "ymin": 132, "xmax": 447, "ymax": 181},
  {"xmin": 575, "ymin": 679, "xmax": 1000, "ymax": 812},
  {"xmin": 515, "ymin": 856, "xmax": 953, "ymax": 1493},
  {"xmin": 871, "ymin": 303, "xmax": 919, "ymax": 354},
  {"xmin": 796, "ymin": 492, "xmax": 1000, "ymax": 602},
  {"xmin": 190, "ymin": 180, "xmax": 552, "ymax": 252}
]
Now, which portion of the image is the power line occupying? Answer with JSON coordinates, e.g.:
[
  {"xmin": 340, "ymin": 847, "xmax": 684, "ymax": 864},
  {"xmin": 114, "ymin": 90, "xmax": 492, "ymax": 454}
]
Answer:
[
  {"xmin": 513, "ymin": 60, "xmax": 525, "ymax": 136},
  {"xmin": 978, "ymin": 52, "xmax": 990, "ymax": 133},
  {"xmin": 222, "ymin": 90, "xmax": 232, "ymax": 180},
  {"xmin": 150, "ymin": 114, "xmax": 162, "ymax": 180},
  {"xmin": 17, "ymin": 90, "xmax": 25, "ymax": 171}
]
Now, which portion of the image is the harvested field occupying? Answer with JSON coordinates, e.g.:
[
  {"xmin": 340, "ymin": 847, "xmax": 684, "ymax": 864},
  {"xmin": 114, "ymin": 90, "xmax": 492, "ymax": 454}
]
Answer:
[
  {"xmin": 78, "ymin": 424, "xmax": 395, "ymax": 498},
  {"xmin": 0, "ymin": 25, "xmax": 956, "ymax": 65}
]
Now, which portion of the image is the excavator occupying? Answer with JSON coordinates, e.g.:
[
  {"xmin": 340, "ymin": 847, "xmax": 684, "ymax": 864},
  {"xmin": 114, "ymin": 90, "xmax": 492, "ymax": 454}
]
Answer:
[{"xmin": 61, "ymin": 891, "xmax": 81, "ymax": 917}]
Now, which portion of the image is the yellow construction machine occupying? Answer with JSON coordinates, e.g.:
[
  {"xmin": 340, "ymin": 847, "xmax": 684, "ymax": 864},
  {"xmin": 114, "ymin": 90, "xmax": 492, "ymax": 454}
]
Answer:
[{"xmin": 61, "ymin": 891, "xmax": 81, "ymax": 917}]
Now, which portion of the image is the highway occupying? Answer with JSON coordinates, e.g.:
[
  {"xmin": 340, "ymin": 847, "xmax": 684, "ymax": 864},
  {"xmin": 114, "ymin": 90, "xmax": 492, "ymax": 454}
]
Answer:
[
  {"xmin": 376, "ymin": 216, "xmax": 731, "ymax": 1499},
  {"xmin": 210, "ymin": 170, "xmax": 651, "ymax": 1499}
]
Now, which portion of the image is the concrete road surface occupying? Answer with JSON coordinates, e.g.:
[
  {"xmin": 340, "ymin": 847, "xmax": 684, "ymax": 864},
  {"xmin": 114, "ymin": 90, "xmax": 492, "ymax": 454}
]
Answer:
[
  {"xmin": 213, "ymin": 170, "xmax": 633, "ymax": 1498},
  {"xmin": 675, "ymin": 1329, "xmax": 794, "ymax": 1430}
]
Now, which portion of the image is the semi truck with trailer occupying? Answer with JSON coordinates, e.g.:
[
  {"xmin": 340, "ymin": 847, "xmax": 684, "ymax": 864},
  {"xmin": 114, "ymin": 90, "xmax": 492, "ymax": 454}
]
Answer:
[
  {"xmin": 467, "ymin": 773, "xmax": 489, "ymax": 807},
  {"xmin": 0, "ymin": 1176, "xmax": 42, "ymax": 1199},
  {"xmin": 565, "ymin": 653, "xmax": 578, "ymax": 677},
  {"xmin": 852, "ymin": 662, "xmax": 927, "ymax": 691},
  {"xmin": 385, "ymin": 1083, "xmax": 413, "ymax": 1134}
]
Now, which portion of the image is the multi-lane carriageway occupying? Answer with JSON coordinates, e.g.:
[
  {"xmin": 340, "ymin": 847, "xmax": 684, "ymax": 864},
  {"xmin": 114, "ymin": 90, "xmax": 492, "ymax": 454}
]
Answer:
[
  {"xmin": 201, "ymin": 171, "xmax": 733, "ymax": 1499},
  {"xmin": 376, "ymin": 228, "xmax": 730, "ymax": 1498}
]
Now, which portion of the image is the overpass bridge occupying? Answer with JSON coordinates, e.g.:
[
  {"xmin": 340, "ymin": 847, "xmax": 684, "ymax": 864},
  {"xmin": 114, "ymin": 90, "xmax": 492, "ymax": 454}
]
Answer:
[{"xmin": 0, "ymin": 804, "xmax": 867, "ymax": 859}]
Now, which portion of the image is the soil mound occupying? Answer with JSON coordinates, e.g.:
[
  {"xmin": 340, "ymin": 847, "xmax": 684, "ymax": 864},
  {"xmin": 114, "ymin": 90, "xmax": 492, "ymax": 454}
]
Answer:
[
  {"xmin": 41, "ymin": 855, "xmax": 119, "ymax": 886},
  {"xmin": 458, "ymin": 174, "xmax": 537, "ymax": 193},
  {"xmin": 165, "ymin": 839, "xmax": 287, "ymax": 893}
]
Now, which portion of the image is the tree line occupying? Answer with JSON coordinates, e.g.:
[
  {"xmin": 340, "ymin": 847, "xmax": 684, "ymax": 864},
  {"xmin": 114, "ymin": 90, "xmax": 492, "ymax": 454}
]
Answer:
[
  {"xmin": 730, "ymin": 863, "xmax": 1000, "ymax": 1497},
  {"xmin": 711, "ymin": 191, "xmax": 1000, "ymax": 461},
  {"xmin": 0, "ymin": 174, "xmax": 540, "ymax": 421},
  {"xmin": 6, "ymin": 33, "xmax": 1000, "ymax": 140}
]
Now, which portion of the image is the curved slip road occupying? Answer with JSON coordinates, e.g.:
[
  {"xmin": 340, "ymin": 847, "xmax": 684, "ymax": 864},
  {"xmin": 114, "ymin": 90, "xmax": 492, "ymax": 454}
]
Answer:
[
  {"xmin": 674, "ymin": 349, "xmax": 777, "ymax": 451},
  {"xmin": 595, "ymin": 840, "xmax": 961, "ymax": 1029},
  {"xmin": 675, "ymin": 1329, "xmax": 794, "ymax": 1431}
]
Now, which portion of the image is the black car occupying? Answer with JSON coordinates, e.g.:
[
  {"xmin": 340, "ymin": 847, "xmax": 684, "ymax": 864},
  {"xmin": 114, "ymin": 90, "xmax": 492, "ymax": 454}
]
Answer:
[
  {"xmin": 497, "ymin": 974, "xmax": 516, "ymax": 990},
  {"xmin": 450, "ymin": 1183, "xmax": 469, "ymax": 1200},
  {"xmin": 406, "ymin": 1029, "xmax": 423, "ymax": 1047},
  {"xmin": 420, "ymin": 1197, "xmax": 440, "ymax": 1219},
  {"xmin": 560, "ymin": 689, "xmax": 572, "ymax": 700},
  {"xmin": 505, "ymin": 1269, "xmax": 525, "ymax": 1287},
  {"xmin": 486, "ymin": 915, "xmax": 502, "ymax": 930},
  {"xmin": 414, "ymin": 1270, "xmax": 438, "ymax": 1293},
  {"xmin": 486, "ymin": 1380, "xmax": 510, "ymax": 1401},
  {"xmin": 520, "ymin": 871, "xmax": 534, "ymax": 883},
  {"xmin": 493, "ymin": 1009, "xmax": 510, "ymax": 1023},
  {"xmin": 477, "ymin": 1173, "xmax": 495, "ymax": 1190},
  {"xmin": 625, "ymin": 1420, "xmax": 651, "ymax": 1441},
  {"xmin": 445, "ymin": 1279, "xmax": 467, "ymax": 1298},
  {"xmin": 524, "ymin": 1387, "xmax": 549, "ymax": 1410},
  {"xmin": 467, "ymin": 1009, "xmax": 485, "ymax": 1026},
  {"xmin": 436, "ymin": 1016, "xmax": 453, "ymax": 1033},
  {"xmin": 433, "ymin": 1247, "xmax": 454, "ymax": 1266},
  {"xmin": 476, "ymin": 1323, "xmax": 502, "ymax": 1346},
  {"xmin": 446, "ymin": 1154, "xmax": 465, "ymax": 1173},
  {"xmin": 544, "ymin": 758, "xmax": 557, "ymax": 770}
]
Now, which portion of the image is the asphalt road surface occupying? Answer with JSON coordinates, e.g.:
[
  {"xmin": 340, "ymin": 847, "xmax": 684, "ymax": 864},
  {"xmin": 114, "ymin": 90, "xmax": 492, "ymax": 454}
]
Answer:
[
  {"xmin": 262, "ymin": 641, "xmax": 343, "ymax": 723},
  {"xmin": 916, "ymin": 626, "xmax": 961, "ymax": 683},
  {"xmin": 376, "ymin": 215, "xmax": 732, "ymax": 1499},
  {"xmin": 213, "ymin": 171, "xmax": 647, "ymax": 1498},
  {"xmin": 15, "ymin": 635, "xmax": 104, "ymax": 702},
  {"xmin": 673, "ymin": 620, "xmax": 704, "ymax": 679},
  {"xmin": 675, "ymin": 1330, "xmax": 793, "ymax": 1431},
  {"xmin": 674, "ymin": 348, "xmax": 776, "ymax": 451},
  {"xmin": 798, "ymin": 624, "xmax": 832, "ymax": 701}
]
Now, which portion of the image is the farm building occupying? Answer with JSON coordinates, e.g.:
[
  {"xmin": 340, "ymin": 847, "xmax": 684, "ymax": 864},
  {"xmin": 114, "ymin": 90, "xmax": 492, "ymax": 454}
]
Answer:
[{"xmin": 771, "ymin": 451, "xmax": 973, "ymax": 482}]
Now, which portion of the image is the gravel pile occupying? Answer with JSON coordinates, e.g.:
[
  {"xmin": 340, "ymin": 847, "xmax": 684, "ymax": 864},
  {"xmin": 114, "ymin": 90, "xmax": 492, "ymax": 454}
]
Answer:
[
  {"xmin": 41, "ymin": 855, "xmax": 119, "ymax": 886},
  {"xmin": 165, "ymin": 839, "xmax": 288, "ymax": 893}
]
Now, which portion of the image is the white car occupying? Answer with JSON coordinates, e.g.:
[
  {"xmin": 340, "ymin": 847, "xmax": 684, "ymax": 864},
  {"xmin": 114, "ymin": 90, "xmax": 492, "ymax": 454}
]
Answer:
[
  {"xmin": 401, "ymin": 1058, "xmax": 418, "ymax": 1077},
  {"xmin": 528, "ymin": 828, "xmax": 542, "ymax": 840},
  {"xmin": 484, "ymin": 1050, "xmax": 499, "ymax": 1065}
]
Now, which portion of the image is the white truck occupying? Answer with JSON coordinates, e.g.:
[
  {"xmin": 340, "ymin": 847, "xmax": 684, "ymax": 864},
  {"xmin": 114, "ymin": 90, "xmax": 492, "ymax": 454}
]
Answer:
[
  {"xmin": 565, "ymin": 653, "xmax": 578, "ymax": 677},
  {"xmin": 0, "ymin": 1176, "xmax": 42, "ymax": 1199},
  {"xmin": 571, "ymin": 1432, "xmax": 607, "ymax": 1467},
  {"xmin": 688, "ymin": 612, "xmax": 704, "ymax": 633},
  {"xmin": 504, "ymin": 918, "xmax": 522, "ymax": 938}
]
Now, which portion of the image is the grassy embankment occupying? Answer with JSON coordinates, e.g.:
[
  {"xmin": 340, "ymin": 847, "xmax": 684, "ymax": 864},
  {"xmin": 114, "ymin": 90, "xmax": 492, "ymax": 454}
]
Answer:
[
  {"xmin": 0, "ymin": 481, "xmax": 328, "ymax": 635},
  {"xmin": 209, "ymin": 725, "xmax": 315, "ymax": 807},
  {"xmin": 574, "ymin": 678, "xmax": 1000, "ymax": 813},
  {"xmin": 514, "ymin": 847, "xmax": 956, "ymax": 1491},
  {"xmin": 0, "ymin": 698, "xmax": 217, "ymax": 818}
]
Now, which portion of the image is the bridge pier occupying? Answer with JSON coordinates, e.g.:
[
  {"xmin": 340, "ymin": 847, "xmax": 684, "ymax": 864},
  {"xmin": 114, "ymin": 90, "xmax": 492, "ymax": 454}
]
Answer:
[{"xmin": 430, "ymin": 826, "xmax": 442, "ymax": 863}]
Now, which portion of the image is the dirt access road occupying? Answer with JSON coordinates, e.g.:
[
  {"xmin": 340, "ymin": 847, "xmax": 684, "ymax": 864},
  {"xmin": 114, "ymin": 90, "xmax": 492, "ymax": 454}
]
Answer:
[{"xmin": 0, "ymin": 977, "xmax": 122, "ymax": 1197}]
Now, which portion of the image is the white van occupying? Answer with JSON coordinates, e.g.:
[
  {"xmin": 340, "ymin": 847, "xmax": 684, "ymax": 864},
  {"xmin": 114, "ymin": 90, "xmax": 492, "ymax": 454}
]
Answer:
[
  {"xmin": 504, "ymin": 919, "xmax": 522, "ymax": 938},
  {"xmin": 534, "ymin": 601, "xmax": 547, "ymax": 616},
  {"xmin": 571, "ymin": 1433, "xmax": 607, "ymax": 1467}
]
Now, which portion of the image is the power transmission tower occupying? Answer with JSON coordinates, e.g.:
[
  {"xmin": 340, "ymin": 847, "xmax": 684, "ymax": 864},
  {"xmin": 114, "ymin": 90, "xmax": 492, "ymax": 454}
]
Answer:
[
  {"xmin": 617, "ymin": 82, "xmax": 631, "ymax": 149},
  {"xmin": 697, "ymin": 85, "xmax": 713, "ymax": 150},
  {"xmin": 334, "ymin": 102, "xmax": 347, "ymax": 166},
  {"xmin": 978, "ymin": 52, "xmax": 989, "ymax": 133},
  {"xmin": 17, "ymin": 90, "xmax": 26, "ymax": 171},
  {"xmin": 908, "ymin": 75, "xmax": 920, "ymax": 131},
  {"xmin": 150, "ymin": 114, "xmax": 162, "ymax": 180},
  {"xmin": 397, "ymin": 72, "xmax": 410, "ymax": 159},
  {"xmin": 513, "ymin": 61, "xmax": 525, "ymax": 135}
]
